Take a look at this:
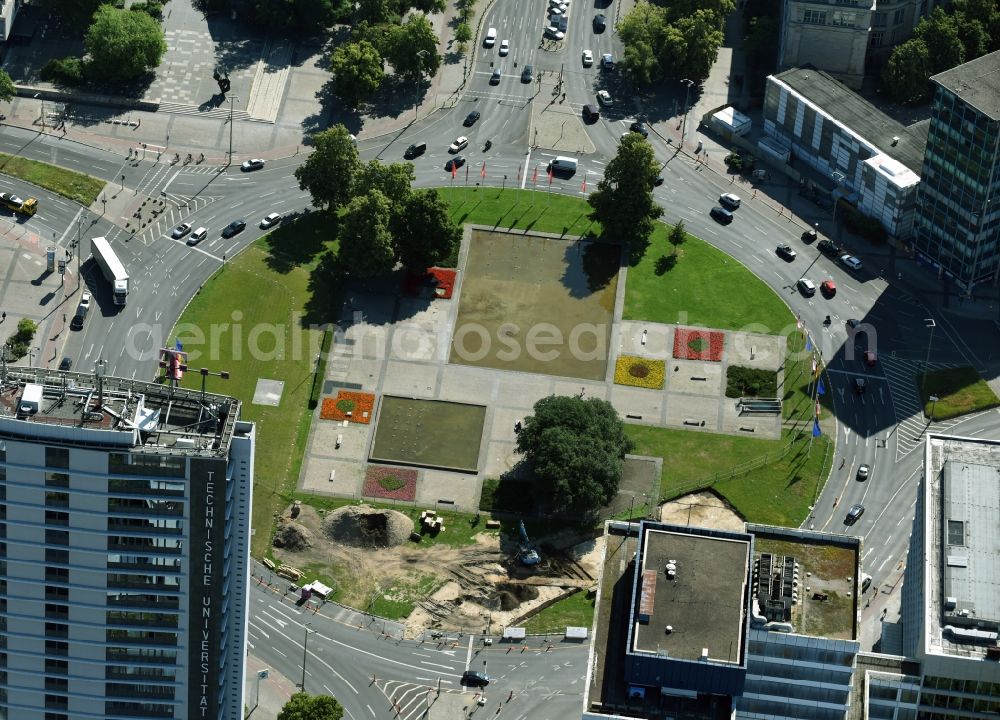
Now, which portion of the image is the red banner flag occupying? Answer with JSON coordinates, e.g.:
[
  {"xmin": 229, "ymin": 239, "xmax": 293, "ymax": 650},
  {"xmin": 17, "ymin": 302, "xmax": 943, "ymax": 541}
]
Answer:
[
  {"xmin": 581, "ymin": 176, "xmax": 587, "ymax": 193},
  {"xmin": 548, "ymin": 166, "xmax": 553, "ymax": 185},
  {"xmin": 481, "ymin": 162, "xmax": 486, "ymax": 179},
  {"xmin": 532, "ymin": 167, "xmax": 538, "ymax": 185},
  {"xmin": 451, "ymin": 163, "xmax": 457, "ymax": 179}
]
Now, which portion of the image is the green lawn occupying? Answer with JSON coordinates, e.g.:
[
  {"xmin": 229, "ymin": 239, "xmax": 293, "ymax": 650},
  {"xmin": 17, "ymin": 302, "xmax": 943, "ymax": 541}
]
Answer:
[
  {"xmin": 522, "ymin": 590, "xmax": 595, "ymax": 634},
  {"xmin": 0, "ymin": 152, "xmax": 104, "ymax": 206},
  {"xmin": 624, "ymin": 225, "xmax": 795, "ymax": 333},
  {"xmin": 918, "ymin": 366, "xmax": 1000, "ymax": 420},
  {"xmin": 626, "ymin": 424, "xmax": 831, "ymax": 527},
  {"xmin": 171, "ymin": 212, "xmax": 338, "ymax": 558},
  {"xmin": 436, "ymin": 187, "xmax": 600, "ymax": 240}
]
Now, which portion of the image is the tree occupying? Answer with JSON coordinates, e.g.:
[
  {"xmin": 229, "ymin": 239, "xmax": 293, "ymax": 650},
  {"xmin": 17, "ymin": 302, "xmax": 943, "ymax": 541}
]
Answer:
[
  {"xmin": 914, "ymin": 8, "xmax": 965, "ymax": 73},
  {"xmin": 65, "ymin": 0, "xmax": 105, "ymax": 24},
  {"xmin": 355, "ymin": 160, "xmax": 415, "ymax": 203},
  {"xmin": 0, "ymin": 69, "xmax": 14, "ymax": 103},
  {"xmin": 668, "ymin": 221, "xmax": 686, "ymax": 255},
  {"xmin": 356, "ymin": 0, "xmax": 396, "ymax": 26},
  {"xmin": 294, "ymin": 126, "xmax": 362, "ymax": 212},
  {"xmin": 454, "ymin": 22, "xmax": 473, "ymax": 50},
  {"xmin": 392, "ymin": 189, "xmax": 461, "ymax": 270},
  {"xmin": 587, "ymin": 134, "xmax": 663, "ymax": 259},
  {"xmin": 953, "ymin": 14, "xmax": 990, "ymax": 59},
  {"xmin": 515, "ymin": 395, "xmax": 633, "ymax": 514},
  {"xmin": 278, "ymin": 693, "xmax": 344, "ymax": 720},
  {"xmin": 663, "ymin": 10, "xmax": 724, "ymax": 79},
  {"xmin": 882, "ymin": 39, "xmax": 931, "ymax": 103},
  {"xmin": 401, "ymin": 0, "xmax": 447, "ymax": 14},
  {"xmin": 622, "ymin": 40, "xmax": 661, "ymax": 85},
  {"xmin": 663, "ymin": 0, "xmax": 735, "ymax": 23},
  {"xmin": 338, "ymin": 190, "xmax": 396, "ymax": 278},
  {"xmin": 84, "ymin": 5, "xmax": 167, "ymax": 82},
  {"xmin": 250, "ymin": 0, "xmax": 336, "ymax": 32},
  {"xmin": 385, "ymin": 15, "xmax": 441, "ymax": 79},
  {"xmin": 330, "ymin": 41, "xmax": 385, "ymax": 106}
]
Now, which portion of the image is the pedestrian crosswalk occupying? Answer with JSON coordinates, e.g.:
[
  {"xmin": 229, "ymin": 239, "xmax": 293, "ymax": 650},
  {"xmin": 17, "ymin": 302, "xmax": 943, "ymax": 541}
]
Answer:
[
  {"xmin": 879, "ymin": 355, "xmax": 972, "ymax": 459},
  {"xmin": 379, "ymin": 680, "xmax": 461, "ymax": 720},
  {"xmin": 156, "ymin": 101, "xmax": 273, "ymax": 124}
]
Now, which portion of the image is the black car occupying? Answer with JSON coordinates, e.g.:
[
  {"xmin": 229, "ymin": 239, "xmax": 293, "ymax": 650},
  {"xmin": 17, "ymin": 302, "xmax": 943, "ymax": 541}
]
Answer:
[
  {"xmin": 629, "ymin": 121, "xmax": 649, "ymax": 138},
  {"xmin": 464, "ymin": 111, "xmax": 481, "ymax": 127},
  {"xmin": 776, "ymin": 244, "xmax": 796, "ymax": 261},
  {"xmin": 461, "ymin": 671, "xmax": 491, "ymax": 687},
  {"xmin": 653, "ymin": 175, "xmax": 664, "ymax": 187},
  {"xmin": 221, "ymin": 219, "xmax": 246, "ymax": 238},
  {"xmin": 801, "ymin": 228, "xmax": 817, "ymax": 243},
  {"xmin": 710, "ymin": 206, "xmax": 733, "ymax": 224},
  {"xmin": 845, "ymin": 503, "xmax": 865, "ymax": 524},
  {"xmin": 404, "ymin": 142, "xmax": 427, "ymax": 159},
  {"xmin": 445, "ymin": 156, "xmax": 465, "ymax": 172},
  {"xmin": 593, "ymin": 13, "xmax": 607, "ymax": 31},
  {"xmin": 58, "ymin": 357, "xmax": 72, "ymax": 371},
  {"xmin": 521, "ymin": 64, "xmax": 534, "ymax": 83}
]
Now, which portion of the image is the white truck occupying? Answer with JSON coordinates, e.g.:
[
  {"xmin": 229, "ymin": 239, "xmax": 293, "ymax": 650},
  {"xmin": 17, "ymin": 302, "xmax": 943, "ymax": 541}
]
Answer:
[{"xmin": 91, "ymin": 236, "xmax": 129, "ymax": 306}]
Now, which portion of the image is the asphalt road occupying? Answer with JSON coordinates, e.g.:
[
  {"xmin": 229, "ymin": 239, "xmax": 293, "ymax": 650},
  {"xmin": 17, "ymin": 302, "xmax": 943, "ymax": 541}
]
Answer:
[{"xmin": 247, "ymin": 579, "xmax": 588, "ymax": 720}]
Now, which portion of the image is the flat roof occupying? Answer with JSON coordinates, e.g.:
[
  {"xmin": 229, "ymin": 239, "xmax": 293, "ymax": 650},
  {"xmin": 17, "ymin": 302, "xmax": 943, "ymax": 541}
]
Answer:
[
  {"xmin": 0, "ymin": 368, "xmax": 242, "ymax": 456},
  {"xmin": 635, "ymin": 527, "xmax": 749, "ymax": 663},
  {"xmin": 749, "ymin": 527, "xmax": 860, "ymax": 640},
  {"xmin": 772, "ymin": 67, "xmax": 929, "ymax": 174},
  {"xmin": 931, "ymin": 50, "xmax": 1000, "ymax": 121},
  {"xmin": 924, "ymin": 435, "xmax": 1000, "ymax": 659}
]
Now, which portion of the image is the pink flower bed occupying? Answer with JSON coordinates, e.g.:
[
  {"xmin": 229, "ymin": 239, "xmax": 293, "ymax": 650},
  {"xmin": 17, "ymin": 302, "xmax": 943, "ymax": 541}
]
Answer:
[
  {"xmin": 673, "ymin": 328, "xmax": 725, "ymax": 362},
  {"xmin": 363, "ymin": 466, "xmax": 418, "ymax": 501}
]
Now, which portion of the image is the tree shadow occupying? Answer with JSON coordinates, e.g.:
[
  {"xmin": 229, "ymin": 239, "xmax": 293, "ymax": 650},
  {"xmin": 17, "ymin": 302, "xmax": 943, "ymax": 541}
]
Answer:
[
  {"xmin": 262, "ymin": 209, "xmax": 338, "ymax": 274},
  {"xmin": 654, "ymin": 254, "xmax": 677, "ymax": 275}
]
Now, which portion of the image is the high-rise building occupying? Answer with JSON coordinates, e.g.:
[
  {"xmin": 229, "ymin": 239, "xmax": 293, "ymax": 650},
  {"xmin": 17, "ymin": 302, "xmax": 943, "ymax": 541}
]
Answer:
[
  {"xmin": 0, "ymin": 366, "xmax": 255, "ymax": 719},
  {"xmin": 912, "ymin": 50, "xmax": 1000, "ymax": 293}
]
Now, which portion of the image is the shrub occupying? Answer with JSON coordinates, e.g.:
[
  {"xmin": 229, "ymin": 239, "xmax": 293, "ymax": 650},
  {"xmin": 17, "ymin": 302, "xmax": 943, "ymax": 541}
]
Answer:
[
  {"xmin": 725, "ymin": 365, "xmax": 778, "ymax": 398},
  {"xmin": 40, "ymin": 57, "xmax": 85, "ymax": 86},
  {"xmin": 131, "ymin": 1, "xmax": 164, "ymax": 20}
]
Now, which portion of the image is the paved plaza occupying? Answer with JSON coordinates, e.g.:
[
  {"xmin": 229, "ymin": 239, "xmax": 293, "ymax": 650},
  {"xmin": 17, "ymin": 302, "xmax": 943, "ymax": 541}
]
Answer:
[{"xmin": 299, "ymin": 225, "xmax": 786, "ymax": 511}]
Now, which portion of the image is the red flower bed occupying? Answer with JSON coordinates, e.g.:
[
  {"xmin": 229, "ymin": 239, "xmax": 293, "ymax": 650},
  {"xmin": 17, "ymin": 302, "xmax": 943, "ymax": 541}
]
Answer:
[
  {"xmin": 672, "ymin": 328, "xmax": 725, "ymax": 362},
  {"xmin": 320, "ymin": 391, "xmax": 375, "ymax": 423},
  {"xmin": 402, "ymin": 267, "xmax": 457, "ymax": 299},
  {"xmin": 363, "ymin": 466, "xmax": 418, "ymax": 501}
]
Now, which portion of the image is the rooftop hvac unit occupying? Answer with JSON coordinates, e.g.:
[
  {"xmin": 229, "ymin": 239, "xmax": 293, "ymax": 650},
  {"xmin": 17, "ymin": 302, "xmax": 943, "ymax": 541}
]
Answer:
[
  {"xmin": 666, "ymin": 570, "xmax": 675, "ymax": 580},
  {"xmin": 665, "ymin": 625, "xmax": 673, "ymax": 634},
  {"xmin": 665, "ymin": 563, "xmax": 677, "ymax": 572}
]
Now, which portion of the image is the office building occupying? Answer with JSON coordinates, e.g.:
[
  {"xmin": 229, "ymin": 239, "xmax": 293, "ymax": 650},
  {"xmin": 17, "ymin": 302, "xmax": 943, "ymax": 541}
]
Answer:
[
  {"xmin": 584, "ymin": 520, "xmax": 863, "ymax": 720},
  {"xmin": 763, "ymin": 67, "xmax": 927, "ymax": 239},
  {"xmin": 912, "ymin": 51, "xmax": 1000, "ymax": 293},
  {"xmin": 0, "ymin": 365, "xmax": 255, "ymax": 719},
  {"xmin": 778, "ymin": 0, "xmax": 932, "ymax": 90}
]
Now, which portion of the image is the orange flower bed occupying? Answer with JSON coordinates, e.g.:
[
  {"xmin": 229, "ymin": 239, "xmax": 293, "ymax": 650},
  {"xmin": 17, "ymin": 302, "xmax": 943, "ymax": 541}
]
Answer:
[{"xmin": 320, "ymin": 391, "xmax": 375, "ymax": 423}]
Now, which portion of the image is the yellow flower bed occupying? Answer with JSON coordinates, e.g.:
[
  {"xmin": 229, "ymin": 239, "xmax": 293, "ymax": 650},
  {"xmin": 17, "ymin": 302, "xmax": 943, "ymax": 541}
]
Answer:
[{"xmin": 614, "ymin": 355, "xmax": 665, "ymax": 390}]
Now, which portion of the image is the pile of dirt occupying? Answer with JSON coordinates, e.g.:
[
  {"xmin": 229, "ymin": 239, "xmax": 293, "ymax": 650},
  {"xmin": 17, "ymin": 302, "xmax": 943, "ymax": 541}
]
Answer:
[
  {"xmin": 323, "ymin": 505, "xmax": 414, "ymax": 549},
  {"xmin": 492, "ymin": 583, "xmax": 540, "ymax": 611},
  {"xmin": 273, "ymin": 521, "xmax": 314, "ymax": 551}
]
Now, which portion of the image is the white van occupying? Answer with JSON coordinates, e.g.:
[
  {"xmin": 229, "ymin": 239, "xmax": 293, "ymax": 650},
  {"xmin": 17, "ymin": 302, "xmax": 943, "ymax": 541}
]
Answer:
[
  {"xmin": 549, "ymin": 156, "xmax": 578, "ymax": 174},
  {"xmin": 484, "ymin": 27, "xmax": 497, "ymax": 47}
]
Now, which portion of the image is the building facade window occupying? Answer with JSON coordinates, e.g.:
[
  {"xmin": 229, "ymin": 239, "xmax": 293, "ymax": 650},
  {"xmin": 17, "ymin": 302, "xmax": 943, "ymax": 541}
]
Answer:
[
  {"xmin": 893, "ymin": 7, "xmax": 905, "ymax": 23},
  {"xmin": 872, "ymin": 11, "xmax": 887, "ymax": 26},
  {"xmin": 870, "ymin": 31, "xmax": 884, "ymax": 47},
  {"xmin": 832, "ymin": 11, "xmax": 856, "ymax": 26},
  {"xmin": 804, "ymin": 9, "xmax": 827, "ymax": 24},
  {"xmin": 45, "ymin": 447, "xmax": 69, "ymax": 469}
]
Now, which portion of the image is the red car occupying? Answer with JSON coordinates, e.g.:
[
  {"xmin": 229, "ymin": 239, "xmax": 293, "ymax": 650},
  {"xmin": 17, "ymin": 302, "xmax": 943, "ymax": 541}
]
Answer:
[{"xmin": 820, "ymin": 280, "xmax": 837, "ymax": 297}]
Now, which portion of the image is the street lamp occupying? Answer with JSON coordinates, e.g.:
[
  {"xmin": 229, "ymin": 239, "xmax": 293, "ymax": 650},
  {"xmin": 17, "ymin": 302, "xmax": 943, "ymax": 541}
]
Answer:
[
  {"xmin": 929, "ymin": 395, "xmax": 940, "ymax": 422},
  {"xmin": 247, "ymin": 669, "xmax": 269, "ymax": 718},
  {"xmin": 33, "ymin": 93, "xmax": 44, "ymax": 130},
  {"xmin": 226, "ymin": 95, "xmax": 241, "ymax": 165},
  {"xmin": 299, "ymin": 623, "xmax": 312, "ymax": 692},
  {"xmin": 679, "ymin": 79, "xmax": 694, "ymax": 146},
  {"xmin": 921, "ymin": 318, "xmax": 936, "ymax": 395}
]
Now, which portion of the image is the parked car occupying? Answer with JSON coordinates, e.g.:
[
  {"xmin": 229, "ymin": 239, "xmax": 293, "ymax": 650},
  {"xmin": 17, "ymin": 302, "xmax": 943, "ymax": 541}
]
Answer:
[
  {"xmin": 499, "ymin": 40, "xmax": 509, "ymax": 56},
  {"xmin": 593, "ymin": 13, "xmax": 607, "ymax": 31},
  {"xmin": 818, "ymin": 239, "xmax": 842, "ymax": 257},
  {"xmin": 462, "ymin": 671, "xmax": 491, "ymax": 687},
  {"xmin": 241, "ymin": 158, "xmax": 265, "ymax": 171},
  {"xmin": 821, "ymin": 279, "xmax": 836, "ymax": 297},
  {"xmin": 221, "ymin": 219, "xmax": 246, "ymax": 238},
  {"xmin": 582, "ymin": 49, "xmax": 593, "ymax": 66},
  {"xmin": 449, "ymin": 136, "xmax": 469, "ymax": 153},
  {"xmin": 445, "ymin": 156, "xmax": 465, "ymax": 172},
  {"xmin": 521, "ymin": 65, "xmax": 534, "ymax": 82},
  {"xmin": 801, "ymin": 228, "xmax": 817, "ymax": 243},
  {"xmin": 710, "ymin": 206, "xmax": 734, "ymax": 224},
  {"xmin": 719, "ymin": 193, "xmax": 741, "ymax": 209},
  {"xmin": 171, "ymin": 222, "xmax": 192, "ymax": 239},
  {"xmin": 840, "ymin": 254, "xmax": 863, "ymax": 271},
  {"xmin": 797, "ymin": 278, "xmax": 816, "ymax": 296},
  {"xmin": 776, "ymin": 244, "xmax": 796, "ymax": 261},
  {"xmin": 596, "ymin": 90, "xmax": 612, "ymax": 106},
  {"xmin": 601, "ymin": 53, "xmax": 614, "ymax": 69},
  {"xmin": 845, "ymin": 503, "xmax": 865, "ymax": 524},
  {"xmin": 857, "ymin": 464, "xmax": 870, "ymax": 481},
  {"xmin": 79, "ymin": 292, "xmax": 91, "ymax": 311},
  {"xmin": 544, "ymin": 26, "xmax": 565, "ymax": 40},
  {"xmin": 260, "ymin": 212, "xmax": 282, "ymax": 229},
  {"xmin": 188, "ymin": 227, "xmax": 208, "ymax": 245},
  {"xmin": 463, "ymin": 111, "xmax": 481, "ymax": 127}
]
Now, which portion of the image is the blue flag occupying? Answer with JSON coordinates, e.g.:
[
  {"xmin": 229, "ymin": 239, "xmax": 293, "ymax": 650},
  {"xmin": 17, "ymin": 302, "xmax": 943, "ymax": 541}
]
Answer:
[
  {"xmin": 813, "ymin": 418, "xmax": 822, "ymax": 437},
  {"xmin": 806, "ymin": 336, "xmax": 813, "ymax": 352},
  {"xmin": 175, "ymin": 338, "xmax": 183, "ymax": 351},
  {"xmin": 817, "ymin": 378, "xmax": 826, "ymax": 396}
]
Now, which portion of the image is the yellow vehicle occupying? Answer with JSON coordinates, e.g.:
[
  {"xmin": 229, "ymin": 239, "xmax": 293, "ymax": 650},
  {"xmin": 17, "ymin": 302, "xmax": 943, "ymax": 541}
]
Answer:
[{"xmin": 0, "ymin": 192, "xmax": 38, "ymax": 216}]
